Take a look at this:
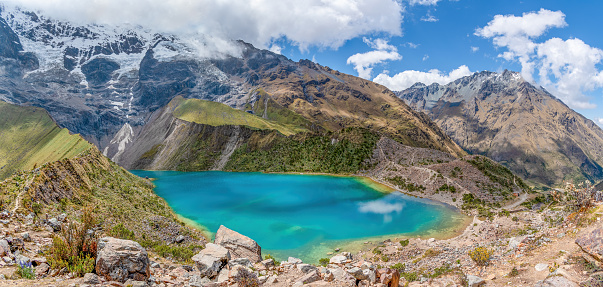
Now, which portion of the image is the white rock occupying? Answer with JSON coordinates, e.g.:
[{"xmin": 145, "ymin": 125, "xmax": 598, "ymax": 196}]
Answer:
[{"xmin": 535, "ymin": 263, "xmax": 549, "ymax": 272}]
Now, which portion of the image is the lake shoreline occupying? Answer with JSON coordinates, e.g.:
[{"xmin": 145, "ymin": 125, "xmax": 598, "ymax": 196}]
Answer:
[{"xmin": 134, "ymin": 169, "xmax": 473, "ymax": 263}]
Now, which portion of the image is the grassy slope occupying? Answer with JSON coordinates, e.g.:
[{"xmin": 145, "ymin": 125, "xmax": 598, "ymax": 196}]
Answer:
[
  {"xmin": 172, "ymin": 96, "xmax": 307, "ymax": 136},
  {"xmin": 0, "ymin": 147, "xmax": 205, "ymax": 261},
  {"xmin": 0, "ymin": 101, "xmax": 92, "ymax": 180}
]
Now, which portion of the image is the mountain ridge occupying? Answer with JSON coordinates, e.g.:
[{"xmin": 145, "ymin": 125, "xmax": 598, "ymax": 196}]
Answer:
[{"xmin": 397, "ymin": 70, "xmax": 603, "ymax": 186}]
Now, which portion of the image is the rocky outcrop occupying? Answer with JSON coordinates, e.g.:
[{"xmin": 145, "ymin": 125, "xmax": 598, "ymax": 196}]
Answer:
[
  {"xmin": 95, "ymin": 237, "xmax": 150, "ymax": 283},
  {"xmin": 214, "ymin": 225, "xmax": 262, "ymax": 263},
  {"xmin": 575, "ymin": 225, "xmax": 603, "ymax": 262},
  {"xmin": 191, "ymin": 243, "xmax": 231, "ymax": 278}
]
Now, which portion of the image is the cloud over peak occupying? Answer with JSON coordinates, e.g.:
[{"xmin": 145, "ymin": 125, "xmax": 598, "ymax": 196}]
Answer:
[
  {"xmin": 476, "ymin": 8, "xmax": 603, "ymax": 109},
  {"xmin": 4, "ymin": 0, "xmax": 404, "ymax": 51}
]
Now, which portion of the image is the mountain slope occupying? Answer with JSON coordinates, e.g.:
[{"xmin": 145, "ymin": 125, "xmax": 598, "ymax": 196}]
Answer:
[
  {"xmin": 397, "ymin": 70, "xmax": 603, "ymax": 186},
  {"xmin": 0, "ymin": 101, "xmax": 92, "ymax": 180},
  {"xmin": 0, "ymin": 6, "xmax": 465, "ymax": 161}
]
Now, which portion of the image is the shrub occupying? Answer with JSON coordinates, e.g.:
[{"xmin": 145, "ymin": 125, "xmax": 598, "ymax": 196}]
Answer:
[
  {"xmin": 400, "ymin": 272, "xmax": 418, "ymax": 282},
  {"xmin": 16, "ymin": 261, "xmax": 35, "ymax": 279},
  {"xmin": 264, "ymin": 254, "xmax": 280, "ymax": 266},
  {"xmin": 319, "ymin": 258, "xmax": 330, "ymax": 267},
  {"xmin": 468, "ymin": 247, "xmax": 493, "ymax": 266},
  {"xmin": 46, "ymin": 207, "xmax": 99, "ymax": 277},
  {"xmin": 154, "ymin": 244, "xmax": 204, "ymax": 263},
  {"xmin": 391, "ymin": 263, "xmax": 405, "ymax": 271},
  {"xmin": 372, "ymin": 247, "xmax": 382, "ymax": 255},
  {"xmin": 381, "ymin": 255, "xmax": 389, "ymax": 262},
  {"xmin": 232, "ymin": 266, "xmax": 260, "ymax": 287},
  {"xmin": 399, "ymin": 239, "xmax": 409, "ymax": 247},
  {"xmin": 509, "ymin": 267, "xmax": 519, "ymax": 277},
  {"xmin": 109, "ymin": 223, "xmax": 135, "ymax": 240}
]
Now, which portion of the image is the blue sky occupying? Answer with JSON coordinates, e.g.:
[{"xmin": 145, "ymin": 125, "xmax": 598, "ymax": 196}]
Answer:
[
  {"xmin": 10, "ymin": 0, "xmax": 603, "ymax": 126},
  {"xmin": 277, "ymin": 0, "xmax": 603, "ymax": 126}
]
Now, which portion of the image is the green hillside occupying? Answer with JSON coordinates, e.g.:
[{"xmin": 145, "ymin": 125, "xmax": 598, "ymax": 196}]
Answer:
[
  {"xmin": 0, "ymin": 101, "xmax": 92, "ymax": 180},
  {"xmin": 172, "ymin": 96, "xmax": 307, "ymax": 136}
]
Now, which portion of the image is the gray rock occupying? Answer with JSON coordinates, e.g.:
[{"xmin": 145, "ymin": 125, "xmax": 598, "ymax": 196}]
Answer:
[
  {"xmin": 297, "ymin": 270, "xmax": 321, "ymax": 284},
  {"xmin": 15, "ymin": 254, "xmax": 30, "ymax": 266},
  {"xmin": 0, "ymin": 240, "xmax": 9, "ymax": 255},
  {"xmin": 189, "ymin": 274, "xmax": 211, "ymax": 287},
  {"xmin": 83, "ymin": 273, "xmax": 100, "ymax": 284},
  {"xmin": 467, "ymin": 275, "xmax": 485, "ymax": 287},
  {"xmin": 150, "ymin": 262, "xmax": 160, "ymax": 268},
  {"xmin": 191, "ymin": 243, "xmax": 230, "ymax": 278},
  {"xmin": 296, "ymin": 263, "xmax": 318, "ymax": 274},
  {"xmin": 2, "ymin": 257, "xmax": 11, "ymax": 263},
  {"xmin": 35, "ymin": 263, "xmax": 50, "ymax": 276},
  {"xmin": 95, "ymin": 237, "xmax": 150, "ymax": 283},
  {"xmin": 48, "ymin": 218, "xmax": 61, "ymax": 232},
  {"xmin": 266, "ymin": 275, "xmax": 278, "ymax": 284},
  {"xmin": 229, "ymin": 257, "xmax": 252, "ymax": 268},
  {"xmin": 534, "ymin": 276, "xmax": 579, "ymax": 287},
  {"xmin": 347, "ymin": 267, "xmax": 367, "ymax": 280},
  {"xmin": 214, "ymin": 225, "xmax": 262, "ymax": 262},
  {"xmin": 20, "ymin": 232, "xmax": 30, "ymax": 242},
  {"xmin": 175, "ymin": 235, "xmax": 185, "ymax": 244},
  {"xmin": 261, "ymin": 258, "xmax": 275, "ymax": 268},
  {"xmin": 287, "ymin": 257, "xmax": 303, "ymax": 264},
  {"xmin": 576, "ymin": 226, "xmax": 603, "ymax": 263}
]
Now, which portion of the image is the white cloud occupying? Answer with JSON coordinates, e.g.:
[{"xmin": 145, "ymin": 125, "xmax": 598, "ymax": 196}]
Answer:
[
  {"xmin": 471, "ymin": 46, "xmax": 479, "ymax": 53},
  {"xmin": 422, "ymin": 54, "xmax": 429, "ymax": 61},
  {"xmin": 347, "ymin": 38, "xmax": 402, "ymax": 79},
  {"xmin": 406, "ymin": 42, "xmax": 419, "ymax": 49},
  {"xmin": 4, "ymin": 0, "xmax": 404, "ymax": 51},
  {"xmin": 373, "ymin": 65, "xmax": 472, "ymax": 91},
  {"xmin": 477, "ymin": 9, "xmax": 603, "ymax": 109},
  {"xmin": 269, "ymin": 44, "xmax": 282, "ymax": 55},
  {"xmin": 408, "ymin": 0, "xmax": 441, "ymax": 5},
  {"xmin": 420, "ymin": 13, "xmax": 438, "ymax": 22}
]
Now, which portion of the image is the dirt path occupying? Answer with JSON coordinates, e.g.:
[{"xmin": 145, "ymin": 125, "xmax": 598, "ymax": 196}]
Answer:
[
  {"xmin": 12, "ymin": 174, "xmax": 33, "ymax": 213},
  {"xmin": 503, "ymin": 192, "xmax": 529, "ymax": 210},
  {"xmin": 212, "ymin": 126, "xmax": 241, "ymax": 170}
]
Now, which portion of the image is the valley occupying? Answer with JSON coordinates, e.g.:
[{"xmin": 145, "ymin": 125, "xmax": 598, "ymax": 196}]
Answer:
[{"xmin": 0, "ymin": 2, "xmax": 601, "ymax": 287}]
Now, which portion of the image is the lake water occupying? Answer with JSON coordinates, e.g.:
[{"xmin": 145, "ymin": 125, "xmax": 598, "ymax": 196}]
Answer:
[{"xmin": 130, "ymin": 171, "xmax": 468, "ymax": 262}]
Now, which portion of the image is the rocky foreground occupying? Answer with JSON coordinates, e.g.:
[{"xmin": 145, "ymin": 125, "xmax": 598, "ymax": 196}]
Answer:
[{"xmin": 0, "ymin": 200, "xmax": 602, "ymax": 287}]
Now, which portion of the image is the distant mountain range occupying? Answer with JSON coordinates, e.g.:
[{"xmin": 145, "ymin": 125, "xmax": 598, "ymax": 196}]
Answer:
[
  {"xmin": 397, "ymin": 70, "xmax": 603, "ymax": 186},
  {"xmin": 0, "ymin": 5, "xmax": 464, "ymax": 167}
]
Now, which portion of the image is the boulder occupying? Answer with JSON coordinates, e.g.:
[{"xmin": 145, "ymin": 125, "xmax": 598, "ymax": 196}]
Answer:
[
  {"xmin": 347, "ymin": 267, "xmax": 367, "ymax": 280},
  {"xmin": 191, "ymin": 243, "xmax": 230, "ymax": 278},
  {"xmin": 228, "ymin": 257, "xmax": 252, "ymax": 268},
  {"xmin": 175, "ymin": 235, "xmax": 185, "ymax": 244},
  {"xmin": 95, "ymin": 237, "xmax": 150, "ymax": 283},
  {"xmin": 296, "ymin": 263, "xmax": 318, "ymax": 274},
  {"xmin": 214, "ymin": 225, "xmax": 261, "ymax": 262},
  {"xmin": 260, "ymin": 258, "xmax": 275, "ymax": 269},
  {"xmin": 377, "ymin": 268, "xmax": 400, "ymax": 287},
  {"xmin": 35, "ymin": 263, "xmax": 50, "ymax": 277},
  {"xmin": 467, "ymin": 275, "xmax": 485, "ymax": 287},
  {"xmin": 297, "ymin": 270, "xmax": 321, "ymax": 284},
  {"xmin": 576, "ymin": 226, "xmax": 603, "ymax": 262},
  {"xmin": 534, "ymin": 276, "xmax": 578, "ymax": 287},
  {"xmin": 189, "ymin": 274, "xmax": 211, "ymax": 287},
  {"xmin": 329, "ymin": 255, "xmax": 348, "ymax": 264},
  {"xmin": 287, "ymin": 257, "xmax": 303, "ymax": 264}
]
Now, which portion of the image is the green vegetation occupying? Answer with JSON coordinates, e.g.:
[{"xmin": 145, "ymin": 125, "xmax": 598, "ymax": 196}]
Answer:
[
  {"xmin": 466, "ymin": 156, "xmax": 530, "ymax": 192},
  {"xmin": 226, "ymin": 127, "xmax": 380, "ymax": 174},
  {"xmin": 0, "ymin": 101, "xmax": 92, "ymax": 180},
  {"xmin": 399, "ymin": 239, "xmax": 409, "ymax": 247},
  {"xmin": 319, "ymin": 258, "xmax": 330, "ymax": 267},
  {"xmin": 386, "ymin": 176, "xmax": 426, "ymax": 192},
  {"xmin": 251, "ymin": 89, "xmax": 314, "ymax": 131},
  {"xmin": 264, "ymin": 254, "xmax": 280, "ymax": 266},
  {"xmin": 391, "ymin": 263, "xmax": 405, "ymax": 271},
  {"xmin": 1, "ymin": 148, "xmax": 206, "ymax": 264},
  {"xmin": 16, "ymin": 261, "xmax": 35, "ymax": 279},
  {"xmin": 173, "ymin": 97, "xmax": 306, "ymax": 136},
  {"xmin": 438, "ymin": 184, "xmax": 456, "ymax": 193}
]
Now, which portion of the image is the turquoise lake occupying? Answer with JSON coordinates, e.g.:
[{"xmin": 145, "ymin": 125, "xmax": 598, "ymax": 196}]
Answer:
[{"xmin": 130, "ymin": 171, "xmax": 467, "ymax": 262}]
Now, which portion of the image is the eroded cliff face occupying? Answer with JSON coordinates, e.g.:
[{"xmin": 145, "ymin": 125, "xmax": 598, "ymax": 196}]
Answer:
[{"xmin": 397, "ymin": 70, "xmax": 603, "ymax": 186}]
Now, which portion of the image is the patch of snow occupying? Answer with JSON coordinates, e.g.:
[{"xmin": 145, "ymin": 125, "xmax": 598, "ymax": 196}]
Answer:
[{"xmin": 109, "ymin": 123, "xmax": 134, "ymax": 162}]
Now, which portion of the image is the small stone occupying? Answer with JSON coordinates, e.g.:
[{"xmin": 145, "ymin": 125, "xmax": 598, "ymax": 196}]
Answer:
[
  {"xmin": 20, "ymin": 232, "xmax": 30, "ymax": 242},
  {"xmin": 296, "ymin": 263, "xmax": 318, "ymax": 274},
  {"xmin": 191, "ymin": 243, "xmax": 230, "ymax": 279},
  {"xmin": 175, "ymin": 235, "xmax": 185, "ymax": 244},
  {"xmin": 189, "ymin": 274, "xmax": 211, "ymax": 287},
  {"xmin": 347, "ymin": 267, "xmax": 367, "ymax": 280},
  {"xmin": 288, "ymin": 257, "xmax": 303, "ymax": 264},
  {"xmin": 260, "ymin": 258, "xmax": 274, "ymax": 269},
  {"xmin": 83, "ymin": 273, "xmax": 100, "ymax": 284},
  {"xmin": 48, "ymin": 218, "xmax": 61, "ymax": 232},
  {"xmin": 467, "ymin": 275, "xmax": 485, "ymax": 287},
  {"xmin": 229, "ymin": 257, "xmax": 252, "ymax": 268},
  {"xmin": 329, "ymin": 255, "xmax": 347, "ymax": 264},
  {"xmin": 35, "ymin": 263, "xmax": 50, "ymax": 276},
  {"xmin": 534, "ymin": 276, "xmax": 579, "ymax": 287},
  {"xmin": 265, "ymin": 275, "xmax": 278, "ymax": 284},
  {"xmin": 58, "ymin": 213, "xmax": 67, "ymax": 222}
]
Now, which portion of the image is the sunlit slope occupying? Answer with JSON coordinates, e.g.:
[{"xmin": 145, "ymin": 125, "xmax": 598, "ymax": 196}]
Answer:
[
  {"xmin": 172, "ymin": 96, "xmax": 309, "ymax": 136},
  {"xmin": 0, "ymin": 101, "xmax": 92, "ymax": 180}
]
